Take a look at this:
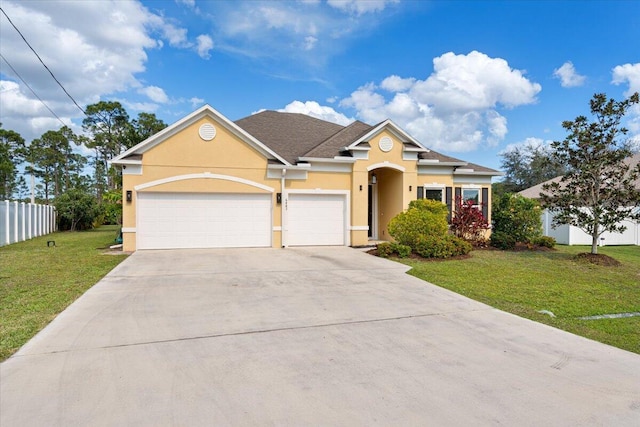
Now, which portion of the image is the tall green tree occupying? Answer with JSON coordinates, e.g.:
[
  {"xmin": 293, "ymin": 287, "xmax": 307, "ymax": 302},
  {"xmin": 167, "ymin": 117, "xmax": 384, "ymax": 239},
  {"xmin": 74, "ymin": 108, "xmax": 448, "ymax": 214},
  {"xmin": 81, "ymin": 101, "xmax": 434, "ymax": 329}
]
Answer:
[
  {"xmin": 499, "ymin": 142, "xmax": 566, "ymax": 193},
  {"xmin": 541, "ymin": 92, "xmax": 640, "ymax": 255},
  {"xmin": 27, "ymin": 126, "xmax": 81, "ymax": 202},
  {"xmin": 126, "ymin": 112, "xmax": 167, "ymax": 148},
  {"xmin": 0, "ymin": 124, "xmax": 26, "ymax": 200},
  {"xmin": 82, "ymin": 101, "xmax": 130, "ymax": 198}
]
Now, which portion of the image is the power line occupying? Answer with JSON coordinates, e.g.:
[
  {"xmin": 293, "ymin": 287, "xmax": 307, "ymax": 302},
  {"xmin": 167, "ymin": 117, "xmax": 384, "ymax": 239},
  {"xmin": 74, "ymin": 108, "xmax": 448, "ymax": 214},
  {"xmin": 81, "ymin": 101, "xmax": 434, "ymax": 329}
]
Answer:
[
  {"xmin": 0, "ymin": 6, "xmax": 86, "ymax": 116},
  {"xmin": 0, "ymin": 53, "xmax": 69, "ymax": 129}
]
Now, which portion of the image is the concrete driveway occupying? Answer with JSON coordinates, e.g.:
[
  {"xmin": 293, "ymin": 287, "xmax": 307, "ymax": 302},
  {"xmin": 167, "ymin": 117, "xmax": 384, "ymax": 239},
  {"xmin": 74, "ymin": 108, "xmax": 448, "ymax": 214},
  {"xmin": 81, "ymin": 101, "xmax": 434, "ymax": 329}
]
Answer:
[{"xmin": 2, "ymin": 247, "xmax": 639, "ymax": 426}]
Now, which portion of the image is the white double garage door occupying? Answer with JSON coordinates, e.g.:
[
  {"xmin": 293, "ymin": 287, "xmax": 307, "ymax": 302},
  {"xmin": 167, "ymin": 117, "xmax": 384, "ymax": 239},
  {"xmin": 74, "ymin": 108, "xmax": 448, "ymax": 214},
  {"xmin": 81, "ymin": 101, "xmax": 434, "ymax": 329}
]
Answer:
[{"xmin": 137, "ymin": 192, "xmax": 347, "ymax": 249}]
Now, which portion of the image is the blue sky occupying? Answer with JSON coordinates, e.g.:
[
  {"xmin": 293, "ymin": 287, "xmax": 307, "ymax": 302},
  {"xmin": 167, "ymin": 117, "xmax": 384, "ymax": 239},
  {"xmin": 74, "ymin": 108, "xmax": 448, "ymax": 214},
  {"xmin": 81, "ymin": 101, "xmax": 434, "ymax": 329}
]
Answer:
[{"xmin": 1, "ymin": 0, "xmax": 639, "ymax": 171}]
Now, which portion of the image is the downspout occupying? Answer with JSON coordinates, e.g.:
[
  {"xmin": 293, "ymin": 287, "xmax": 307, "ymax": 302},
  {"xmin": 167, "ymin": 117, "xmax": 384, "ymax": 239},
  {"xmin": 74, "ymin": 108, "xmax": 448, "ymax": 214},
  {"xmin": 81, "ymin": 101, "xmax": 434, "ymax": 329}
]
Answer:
[{"xmin": 281, "ymin": 168, "xmax": 287, "ymax": 248}]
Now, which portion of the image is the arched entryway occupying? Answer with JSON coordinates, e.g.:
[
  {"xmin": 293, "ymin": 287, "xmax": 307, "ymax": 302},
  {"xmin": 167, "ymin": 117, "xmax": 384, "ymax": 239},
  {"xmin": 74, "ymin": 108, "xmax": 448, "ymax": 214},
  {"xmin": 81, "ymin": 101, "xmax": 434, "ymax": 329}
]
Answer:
[{"xmin": 368, "ymin": 167, "xmax": 404, "ymax": 241}]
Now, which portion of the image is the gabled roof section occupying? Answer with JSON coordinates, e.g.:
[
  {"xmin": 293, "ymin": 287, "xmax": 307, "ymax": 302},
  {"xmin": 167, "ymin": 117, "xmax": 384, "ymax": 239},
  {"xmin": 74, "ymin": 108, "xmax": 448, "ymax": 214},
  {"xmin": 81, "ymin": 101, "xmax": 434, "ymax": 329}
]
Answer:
[
  {"xmin": 518, "ymin": 177, "xmax": 561, "ymax": 199},
  {"xmin": 112, "ymin": 104, "xmax": 290, "ymax": 165},
  {"xmin": 235, "ymin": 110, "xmax": 344, "ymax": 164},
  {"xmin": 347, "ymin": 119, "xmax": 428, "ymax": 152},
  {"xmin": 304, "ymin": 120, "xmax": 373, "ymax": 159}
]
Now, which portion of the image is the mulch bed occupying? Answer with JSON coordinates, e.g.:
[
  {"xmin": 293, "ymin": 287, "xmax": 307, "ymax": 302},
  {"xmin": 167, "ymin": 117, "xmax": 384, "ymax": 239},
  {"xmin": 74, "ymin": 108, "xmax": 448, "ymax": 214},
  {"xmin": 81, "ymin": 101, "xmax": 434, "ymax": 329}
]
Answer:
[
  {"xmin": 574, "ymin": 252, "xmax": 621, "ymax": 267},
  {"xmin": 366, "ymin": 248, "xmax": 472, "ymax": 262}
]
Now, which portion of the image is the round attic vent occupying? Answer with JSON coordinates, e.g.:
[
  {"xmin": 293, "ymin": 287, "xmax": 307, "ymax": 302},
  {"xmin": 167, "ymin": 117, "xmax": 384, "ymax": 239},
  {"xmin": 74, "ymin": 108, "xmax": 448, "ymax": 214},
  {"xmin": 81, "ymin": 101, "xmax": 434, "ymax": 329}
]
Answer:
[
  {"xmin": 379, "ymin": 136, "xmax": 393, "ymax": 152},
  {"xmin": 199, "ymin": 123, "xmax": 217, "ymax": 141}
]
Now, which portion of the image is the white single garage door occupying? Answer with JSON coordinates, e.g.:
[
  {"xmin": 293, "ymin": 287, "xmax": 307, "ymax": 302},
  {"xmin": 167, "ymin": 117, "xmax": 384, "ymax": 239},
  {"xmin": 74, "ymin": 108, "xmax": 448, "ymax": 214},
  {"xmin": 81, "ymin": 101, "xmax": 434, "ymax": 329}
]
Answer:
[
  {"xmin": 137, "ymin": 192, "xmax": 271, "ymax": 249},
  {"xmin": 287, "ymin": 193, "xmax": 346, "ymax": 246}
]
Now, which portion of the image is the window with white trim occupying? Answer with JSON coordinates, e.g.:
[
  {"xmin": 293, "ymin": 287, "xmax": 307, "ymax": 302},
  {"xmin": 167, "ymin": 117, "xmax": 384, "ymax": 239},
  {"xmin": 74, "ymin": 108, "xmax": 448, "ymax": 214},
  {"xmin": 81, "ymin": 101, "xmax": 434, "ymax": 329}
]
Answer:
[
  {"xmin": 424, "ymin": 188, "xmax": 444, "ymax": 203},
  {"xmin": 462, "ymin": 188, "xmax": 480, "ymax": 209}
]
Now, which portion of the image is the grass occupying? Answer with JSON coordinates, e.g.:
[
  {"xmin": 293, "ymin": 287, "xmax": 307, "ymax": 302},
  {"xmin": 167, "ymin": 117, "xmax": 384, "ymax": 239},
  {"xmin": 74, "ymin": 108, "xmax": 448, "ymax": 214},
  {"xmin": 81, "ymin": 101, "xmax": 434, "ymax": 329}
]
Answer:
[
  {"xmin": 401, "ymin": 245, "xmax": 640, "ymax": 354},
  {"xmin": 0, "ymin": 225, "xmax": 127, "ymax": 361}
]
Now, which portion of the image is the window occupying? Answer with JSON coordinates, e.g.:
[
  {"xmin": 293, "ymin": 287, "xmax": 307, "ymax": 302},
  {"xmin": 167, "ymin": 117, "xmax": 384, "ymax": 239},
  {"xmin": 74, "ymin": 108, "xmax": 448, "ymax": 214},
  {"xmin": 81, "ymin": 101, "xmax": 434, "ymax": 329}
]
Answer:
[
  {"xmin": 425, "ymin": 188, "xmax": 444, "ymax": 202},
  {"xmin": 462, "ymin": 188, "xmax": 480, "ymax": 209}
]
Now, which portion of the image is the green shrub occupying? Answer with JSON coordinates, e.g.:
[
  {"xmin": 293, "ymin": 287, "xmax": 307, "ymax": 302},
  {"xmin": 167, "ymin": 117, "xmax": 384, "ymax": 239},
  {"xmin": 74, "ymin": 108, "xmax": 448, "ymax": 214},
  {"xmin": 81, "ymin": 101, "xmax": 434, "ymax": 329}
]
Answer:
[
  {"xmin": 414, "ymin": 234, "xmax": 471, "ymax": 258},
  {"xmin": 377, "ymin": 242, "xmax": 394, "ymax": 258},
  {"xmin": 55, "ymin": 188, "xmax": 100, "ymax": 231},
  {"xmin": 376, "ymin": 242, "xmax": 412, "ymax": 258},
  {"xmin": 408, "ymin": 199, "xmax": 449, "ymax": 217},
  {"xmin": 388, "ymin": 204, "xmax": 448, "ymax": 248},
  {"xmin": 492, "ymin": 193, "xmax": 543, "ymax": 243},
  {"xmin": 393, "ymin": 243, "xmax": 412, "ymax": 258},
  {"xmin": 532, "ymin": 235, "xmax": 556, "ymax": 248},
  {"xmin": 490, "ymin": 231, "xmax": 517, "ymax": 250}
]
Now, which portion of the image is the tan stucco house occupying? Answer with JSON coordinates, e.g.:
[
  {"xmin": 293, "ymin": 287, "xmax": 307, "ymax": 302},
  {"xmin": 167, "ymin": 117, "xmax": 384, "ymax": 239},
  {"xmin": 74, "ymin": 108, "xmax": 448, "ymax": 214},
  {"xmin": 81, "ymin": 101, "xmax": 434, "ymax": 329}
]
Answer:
[{"xmin": 111, "ymin": 105, "xmax": 500, "ymax": 251}]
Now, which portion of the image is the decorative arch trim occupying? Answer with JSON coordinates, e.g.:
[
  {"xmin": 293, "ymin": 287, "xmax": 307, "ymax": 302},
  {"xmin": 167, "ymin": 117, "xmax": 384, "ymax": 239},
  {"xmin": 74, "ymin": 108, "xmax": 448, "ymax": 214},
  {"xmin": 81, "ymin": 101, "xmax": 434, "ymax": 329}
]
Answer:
[
  {"xmin": 134, "ymin": 173, "xmax": 275, "ymax": 193},
  {"xmin": 366, "ymin": 162, "xmax": 406, "ymax": 172}
]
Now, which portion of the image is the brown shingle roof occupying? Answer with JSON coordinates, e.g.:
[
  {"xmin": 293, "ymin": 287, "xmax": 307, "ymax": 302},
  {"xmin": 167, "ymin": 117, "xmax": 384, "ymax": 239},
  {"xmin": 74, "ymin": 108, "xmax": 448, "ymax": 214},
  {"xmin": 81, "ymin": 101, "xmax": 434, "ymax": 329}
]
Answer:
[
  {"xmin": 304, "ymin": 120, "xmax": 373, "ymax": 158},
  {"xmin": 419, "ymin": 151, "xmax": 467, "ymax": 164},
  {"xmin": 235, "ymin": 110, "xmax": 500, "ymax": 176},
  {"xmin": 235, "ymin": 111, "xmax": 343, "ymax": 164}
]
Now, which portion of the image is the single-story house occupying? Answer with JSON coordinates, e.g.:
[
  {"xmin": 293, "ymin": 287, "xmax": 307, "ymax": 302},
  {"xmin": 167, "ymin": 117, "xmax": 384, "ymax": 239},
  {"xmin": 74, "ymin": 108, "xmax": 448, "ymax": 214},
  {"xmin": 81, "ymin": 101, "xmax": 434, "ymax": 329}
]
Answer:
[
  {"xmin": 111, "ymin": 105, "xmax": 501, "ymax": 251},
  {"xmin": 519, "ymin": 152, "xmax": 640, "ymax": 246}
]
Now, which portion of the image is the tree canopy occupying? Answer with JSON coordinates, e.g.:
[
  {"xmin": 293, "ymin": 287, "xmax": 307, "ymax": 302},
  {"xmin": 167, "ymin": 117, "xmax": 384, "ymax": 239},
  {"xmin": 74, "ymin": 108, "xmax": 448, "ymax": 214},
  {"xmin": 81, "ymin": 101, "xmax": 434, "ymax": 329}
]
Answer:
[
  {"xmin": 541, "ymin": 92, "xmax": 640, "ymax": 254},
  {"xmin": 3, "ymin": 102, "xmax": 167, "ymax": 230},
  {"xmin": 497, "ymin": 141, "xmax": 566, "ymax": 195}
]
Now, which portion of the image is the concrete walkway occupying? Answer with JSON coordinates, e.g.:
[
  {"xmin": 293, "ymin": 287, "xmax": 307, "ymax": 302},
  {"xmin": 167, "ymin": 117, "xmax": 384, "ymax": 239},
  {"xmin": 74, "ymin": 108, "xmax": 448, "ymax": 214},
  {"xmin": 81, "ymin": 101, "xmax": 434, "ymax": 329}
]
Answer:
[{"xmin": 2, "ymin": 247, "xmax": 639, "ymax": 426}]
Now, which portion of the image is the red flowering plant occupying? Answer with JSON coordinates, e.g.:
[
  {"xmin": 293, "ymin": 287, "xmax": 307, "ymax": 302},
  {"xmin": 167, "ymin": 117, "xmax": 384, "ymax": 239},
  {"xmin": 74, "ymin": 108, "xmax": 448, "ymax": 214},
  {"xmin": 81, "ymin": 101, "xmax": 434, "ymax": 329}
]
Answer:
[{"xmin": 450, "ymin": 196, "xmax": 490, "ymax": 247}]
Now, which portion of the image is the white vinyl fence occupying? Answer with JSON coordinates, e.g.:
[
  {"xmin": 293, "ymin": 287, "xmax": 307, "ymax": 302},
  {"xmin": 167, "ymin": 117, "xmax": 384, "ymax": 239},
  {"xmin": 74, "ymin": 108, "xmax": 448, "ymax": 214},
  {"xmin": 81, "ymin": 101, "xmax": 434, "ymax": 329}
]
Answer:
[{"xmin": 0, "ymin": 201, "xmax": 57, "ymax": 247}]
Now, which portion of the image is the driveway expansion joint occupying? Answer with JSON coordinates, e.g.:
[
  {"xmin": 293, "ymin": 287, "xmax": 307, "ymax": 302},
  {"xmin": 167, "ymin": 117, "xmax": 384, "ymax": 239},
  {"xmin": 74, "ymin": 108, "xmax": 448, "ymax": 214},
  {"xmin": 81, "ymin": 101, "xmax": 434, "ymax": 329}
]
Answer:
[{"xmin": 12, "ymin": 308, "xmax": 493, "ymax": 358}]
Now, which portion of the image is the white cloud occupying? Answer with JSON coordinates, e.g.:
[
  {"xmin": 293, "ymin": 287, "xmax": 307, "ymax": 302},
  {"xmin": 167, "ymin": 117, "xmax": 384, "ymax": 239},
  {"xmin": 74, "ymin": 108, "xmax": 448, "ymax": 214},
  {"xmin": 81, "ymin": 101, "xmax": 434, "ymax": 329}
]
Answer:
[
  {"xmin": 553, "ymin": 61, "xmax": 586, "ymax": 88},
  {"xmin": 177, "ymin": 0, "xmax": 196, "ymax": 7},
  {"xmin": 304, "ymin": 36, "xmax": 318, "ymax": 51},
  {"xmin": 212, "ymin": 1, "xmax": 401, "ymax": 66},
  {"xmin": 381, "ymin": 75, "xmax": 416, "ymax": 92},
  {"xmin": 138, "ymin": 86, "xmax": 169, "ymax": 103},
  {"xmin": 327, "ymin": 0, "xmax": 399, "ymax": 15},
  {"xmin": 0, "ymin": 1, "xmax": 211, "ymax": 140},
  {"xmin": 189, "ymin": 97, "xmax": 205, "ymax": 108},
  {"xmin": 501, "ymin": 137, "xmax": 550, "ymax": 155},
  {"xmin": 612, "ymin": 62, "xmax": 640, "ymax": 96},
  {"xmin": 340, "ymin": 51, "xmax": 541, "ymax": 152},
  {"xmin": 196, "ymin": 34, "xmax": 214, "ymax": 59},
  {"xmin": 280, "ymin": 100, "xmax": 353, "ymax": 126}
]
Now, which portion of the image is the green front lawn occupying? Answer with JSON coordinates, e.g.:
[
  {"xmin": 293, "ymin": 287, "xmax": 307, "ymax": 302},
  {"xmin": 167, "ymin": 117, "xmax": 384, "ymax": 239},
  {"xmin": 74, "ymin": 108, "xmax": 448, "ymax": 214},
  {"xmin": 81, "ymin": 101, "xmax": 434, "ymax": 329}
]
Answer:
[
  {"xmin": 402, "ymin": 245, "xmax": 640, "ymax": 354},
  {"xmin": 0, "ymin": 226, "xmax": 127, "ymax": 361}
]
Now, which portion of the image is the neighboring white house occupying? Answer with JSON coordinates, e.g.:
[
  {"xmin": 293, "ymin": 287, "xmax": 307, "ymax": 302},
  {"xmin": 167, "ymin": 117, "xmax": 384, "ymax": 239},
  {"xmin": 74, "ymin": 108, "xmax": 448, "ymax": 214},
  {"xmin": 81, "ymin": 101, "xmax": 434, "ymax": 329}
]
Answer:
[{"xmin": 519, "ymin": 153, "xmax": 640, "ymax": 246}]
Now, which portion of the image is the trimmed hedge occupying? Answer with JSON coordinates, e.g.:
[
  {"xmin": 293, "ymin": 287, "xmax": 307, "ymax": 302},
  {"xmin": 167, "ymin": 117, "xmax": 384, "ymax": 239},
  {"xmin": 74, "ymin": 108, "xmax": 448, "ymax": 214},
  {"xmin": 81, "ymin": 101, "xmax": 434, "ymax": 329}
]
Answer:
[
  {"xmin": 388, "ymin": 200, "xmax": 448, "ymax": 248},
  {"xmin": 414, "ymin": 234, "xmax": 472, "ymax": 259}
]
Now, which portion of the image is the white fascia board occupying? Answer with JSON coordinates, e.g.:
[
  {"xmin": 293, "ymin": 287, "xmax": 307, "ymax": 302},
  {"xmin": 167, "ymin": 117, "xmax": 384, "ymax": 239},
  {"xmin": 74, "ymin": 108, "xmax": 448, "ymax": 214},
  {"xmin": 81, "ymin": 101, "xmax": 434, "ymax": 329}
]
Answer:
[
  {"xmin": 267, "ymin": 163, "xmax": 311, "ymax": 170},
  {"xmin": 418, "ymin": 159, "xmax": 468, "ymax": 166},
  {"xmin": 404, "ymin": 146, "xmax": 428, "ymax": 152},
  {"xmin": 111, "ymin": 104, "xmax": 291, "ymax": 166},
  {"xmin": 454, "ymin": 170, "xmax": 504, "ymax": 176},
  {"xmin": 453, "ymin": 176, "xmax": 494, "ymax": 185},
  {"xmin": 110, "ymin": 158, "xmax": 142, "ymax": 165},
  {"xmin": 298, "ymin": 157, "xmax": 357, "ymax": 163}
]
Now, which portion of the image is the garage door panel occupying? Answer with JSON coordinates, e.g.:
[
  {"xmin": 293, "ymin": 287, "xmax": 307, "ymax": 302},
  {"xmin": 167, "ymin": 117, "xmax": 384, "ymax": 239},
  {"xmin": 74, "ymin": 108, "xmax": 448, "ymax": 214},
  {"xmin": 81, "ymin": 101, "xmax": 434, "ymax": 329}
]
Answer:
[
  {"xmin": 287, "ymin": 193, "xmax": 345, "ymax": 246},
  {"xmin": 137, "ymin": 192, "xmax": 271, "ymax": 249}
]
